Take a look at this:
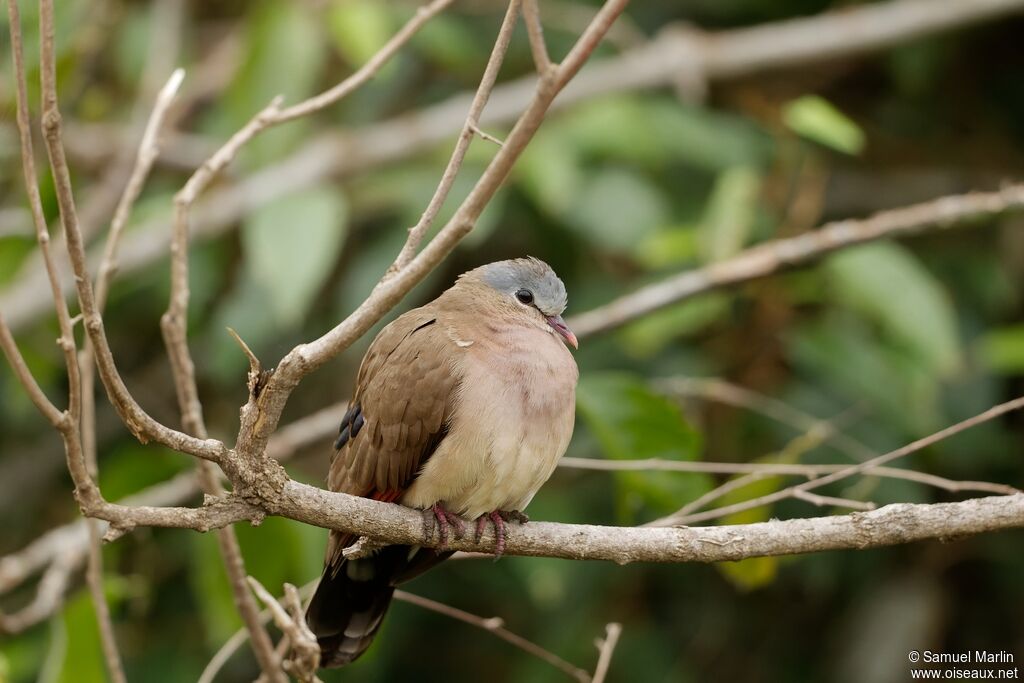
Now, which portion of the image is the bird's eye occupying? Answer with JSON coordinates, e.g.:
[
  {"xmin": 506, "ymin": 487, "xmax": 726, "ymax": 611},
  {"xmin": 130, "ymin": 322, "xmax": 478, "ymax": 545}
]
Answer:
[{"xmin": 515, "ymin": 289, "xmax": 534, "ymax": 305}]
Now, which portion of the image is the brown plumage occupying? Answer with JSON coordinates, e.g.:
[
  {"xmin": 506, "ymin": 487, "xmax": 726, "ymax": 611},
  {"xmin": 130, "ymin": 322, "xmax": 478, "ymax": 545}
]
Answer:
[{"xmin": 306, "ymin": 258, "xmax": 579, "ymax": 668}]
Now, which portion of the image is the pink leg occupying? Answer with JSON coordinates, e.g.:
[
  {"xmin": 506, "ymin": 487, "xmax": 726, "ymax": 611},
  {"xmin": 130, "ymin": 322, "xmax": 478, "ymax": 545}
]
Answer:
[
  {"xmin": 421, "ymin": 503, "xmax": 466, "ymax": 549},
  {"xmin": 474, "ymin": 509, "xmax": 529, "ymax": 558}
]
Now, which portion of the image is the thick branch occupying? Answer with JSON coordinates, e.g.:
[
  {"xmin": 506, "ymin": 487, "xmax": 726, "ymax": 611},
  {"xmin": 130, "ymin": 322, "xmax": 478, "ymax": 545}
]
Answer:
[{"xmin": 269, "ymin": 486, "xmax": 1024, "ymax": 564}]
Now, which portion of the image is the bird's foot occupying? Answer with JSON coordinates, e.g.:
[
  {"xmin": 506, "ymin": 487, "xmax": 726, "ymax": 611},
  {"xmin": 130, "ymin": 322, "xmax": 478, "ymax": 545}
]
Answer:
[
  {"xmin": 474, "ymin": 510, "xmax": 529, "ymax": 558},
  {"xmin": 422, "ymin": 503, "xmax": 467, "ymax": 549}
]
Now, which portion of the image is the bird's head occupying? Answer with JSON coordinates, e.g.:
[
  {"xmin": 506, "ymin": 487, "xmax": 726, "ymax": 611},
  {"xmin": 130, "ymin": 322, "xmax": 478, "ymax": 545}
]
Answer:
[{"xmin": 460, "ymin": 257, "xmax": 578, "ymax": 349}]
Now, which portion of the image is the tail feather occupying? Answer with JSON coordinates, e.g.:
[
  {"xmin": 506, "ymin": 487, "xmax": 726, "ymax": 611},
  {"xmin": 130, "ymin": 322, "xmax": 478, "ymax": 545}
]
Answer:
[
  {"xmin": 306, "ymin": 543, "xmax": 452, "ymax": 668},
  {"xmin": 306, "ymin": 552, "xmax": 397, "ymax": 668}
]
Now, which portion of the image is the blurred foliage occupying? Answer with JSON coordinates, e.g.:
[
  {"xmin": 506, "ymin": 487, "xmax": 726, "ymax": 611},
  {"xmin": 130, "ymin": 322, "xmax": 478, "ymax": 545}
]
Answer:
[{"xmin": 2, "ymin": 1, "xmax": 1024, "ymax": 682}]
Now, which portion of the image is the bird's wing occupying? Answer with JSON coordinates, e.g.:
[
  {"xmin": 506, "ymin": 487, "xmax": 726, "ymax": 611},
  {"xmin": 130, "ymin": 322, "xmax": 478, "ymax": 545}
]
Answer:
[{"xmin": 324, "ymin": 305, "xmax": 459, "ymax": 568}]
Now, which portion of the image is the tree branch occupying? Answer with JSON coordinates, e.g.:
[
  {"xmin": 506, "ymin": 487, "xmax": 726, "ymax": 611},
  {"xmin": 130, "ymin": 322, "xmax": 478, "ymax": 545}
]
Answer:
[
  {"xmin": 394, "ymin": 590, "xmax": 591, "ymax": 682},
  {"xmin": 232, "ymin": 0, "xmax": 630, "ymax": 478},
  {"xmin": 652, "ymin": 396, "xmax": 1024, "ymax": 527},
  {"xmin": 9, "ymin": 0, "xmax": 1020, "ymax": 336},
  {"xmin": 389, "ymin": 0, "xmax": 524, "ymax": 274},
  {"xmin": 567, "ymin": 184, "xmax": 1024, "ymax": 337},
  {"xmin": 591, "ymin": 623, "xmax": 622, "ymax": 683}
]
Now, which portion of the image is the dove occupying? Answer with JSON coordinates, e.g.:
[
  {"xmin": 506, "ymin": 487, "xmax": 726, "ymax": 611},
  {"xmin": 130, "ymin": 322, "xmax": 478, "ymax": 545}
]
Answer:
[{"xmin": 306, "ymin": 257, "xmax": 579, "ymax": 668}]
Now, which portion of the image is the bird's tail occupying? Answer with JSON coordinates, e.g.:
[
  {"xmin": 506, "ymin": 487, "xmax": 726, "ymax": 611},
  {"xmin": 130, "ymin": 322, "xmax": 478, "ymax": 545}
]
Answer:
[
  {"xmin": 306, "ymin": 552, "xmax": 397, "ymax": 668},
  {"xmin": 306, "ymin": 542, "xmax": 452, "ymax": 668}
]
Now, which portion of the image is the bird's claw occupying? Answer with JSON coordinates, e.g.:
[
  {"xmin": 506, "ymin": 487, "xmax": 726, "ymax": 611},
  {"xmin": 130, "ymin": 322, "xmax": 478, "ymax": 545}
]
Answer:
[
  {"xmin": 422, "ymin": 503, "xmax": 466, "ymax": 549},
  {"xmin": 474, "ymin": 509, "xmax": 529, "ymax": 558}
]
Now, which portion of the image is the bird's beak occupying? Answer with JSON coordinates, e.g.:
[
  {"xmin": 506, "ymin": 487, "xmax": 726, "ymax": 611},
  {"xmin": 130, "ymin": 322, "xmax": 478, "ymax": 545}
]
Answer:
[{"xmin": 546, "ymin": 315, "xmax": 578, "ymax": 350}]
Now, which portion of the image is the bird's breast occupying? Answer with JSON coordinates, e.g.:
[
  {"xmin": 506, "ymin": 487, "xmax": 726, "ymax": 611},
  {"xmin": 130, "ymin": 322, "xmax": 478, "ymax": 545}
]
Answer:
[{"xmin": 399, "ymin": 324, "xmax": 577, "ymax": 518}]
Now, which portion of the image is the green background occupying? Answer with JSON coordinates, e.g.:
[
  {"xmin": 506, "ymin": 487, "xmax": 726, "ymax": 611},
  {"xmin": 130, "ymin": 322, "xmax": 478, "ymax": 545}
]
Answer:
[{"xmin": 1, "ymin": 1, "xmax": 1023, "ymax": 681}]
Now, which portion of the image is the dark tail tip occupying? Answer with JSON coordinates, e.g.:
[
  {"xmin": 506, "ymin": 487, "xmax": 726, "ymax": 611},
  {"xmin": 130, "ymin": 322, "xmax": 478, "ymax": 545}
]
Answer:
[{"xmin": 305, "ymin": 562, "xmax": 396, "ymax": 668}]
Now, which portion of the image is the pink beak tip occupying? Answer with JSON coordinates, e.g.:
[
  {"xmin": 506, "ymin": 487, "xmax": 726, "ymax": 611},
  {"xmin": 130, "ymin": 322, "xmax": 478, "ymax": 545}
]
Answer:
[{"xmin": 547, "ymin": 316, "xmax": 579, "ymax": 350}]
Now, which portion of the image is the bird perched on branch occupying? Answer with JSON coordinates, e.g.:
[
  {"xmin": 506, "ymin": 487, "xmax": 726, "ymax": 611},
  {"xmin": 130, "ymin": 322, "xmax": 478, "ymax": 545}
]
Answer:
[{"xmin": 306, "ymin": 257, "xmax": 579, "ymax": 668}]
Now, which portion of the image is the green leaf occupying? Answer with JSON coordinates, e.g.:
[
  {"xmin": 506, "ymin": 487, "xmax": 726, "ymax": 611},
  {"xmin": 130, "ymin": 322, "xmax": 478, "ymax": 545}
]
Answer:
[
  {"xmin": 718, "ymin": 556, "xmax": 779, "ymax": 591},
  {"xmin": 696, "ymin": 166, "xmax": 761, "ymax": 263},
  {"xmin": 242, "ymin": 186, "xmax": 348, "ymax": 327},
  {"xmin": 651, "ymin": 100, "xmax": 774, "ymax": 171},
  {"xmin": 328, "ymin": 1, "xmax": 394, "ymax": 68},
  {"xmin": 783, "ymin": 95, "xmax": 866, "ymax": 155},
  {"xmin": 577, "ymin": 373, "xmax": 701, "ymax": 461},
  {"xmin": 634, "ymin": 226, "xmax": 698, "ymax": 270},
  {"xmin": 189, "ymin": 533, "xmax": 243, "ymax": 647},
  {"xmin": 825, "ymin": 242, "xmax": 961, "ymax": 377},
  {"xmin": 220, "ymin": 2, "xmax": 326, "ymax": 164},
  {"xmin": 566, "ymin": 167, "xmax": 670, "ymax": 252},
  {"xmin": 411, "ymin": 14, "xmax": 487, "ymax": 73},
  {"xmin": 576, "ymin": 373, "xmax": 710, "ymax": 520},
  {"xmin": 788, "ymin": 315, "xmax": 942, "ymax": 434},
  {"xmin": 55, "ymin": 590, "xmax": 109, "ymax": 683},
  {"xmin": 976, "ymin": 325, "xmax": 1024, "ymax": 374},
  {"xmin": 515, "ymin": 127, "xmax": 584, "ymax": 217},
  {"xmin": 618, "ymin": 294, "xmax": 730, "ymax": 358},
  {"xmin": 562, "ymin": 96, "xmax": 773, "ymax": 172}
]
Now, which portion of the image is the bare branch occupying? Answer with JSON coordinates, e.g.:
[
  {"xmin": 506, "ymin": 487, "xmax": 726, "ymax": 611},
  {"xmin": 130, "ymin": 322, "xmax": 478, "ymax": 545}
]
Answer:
[
  {"xmin": 560, "ymin": 458, "xmax": 1019, "ymax": 496},
  {"xmin": 3, "ymin": 0, "xmax": 76, "ymax": 431},
  {"xmin": 93, "ymin": 69, "xmax": 185, "ymax": 310},
  {"xmin": 157, "ymin": 7, "xmax": 460, "ymax": 672},
  {"xmin": 274, "ymin": 0, "xmax": 453, "ymax": 123},
  {"xmin": 591, "ymin": 623, "xmax": 623, "ymax": 683},
  {"xmin": 568, "ymin": 184, "xmax": 1024, "ymax": 337},
  {"xmin": 389, "ymin": 0, "xmax": 525, "ymax": 273},
  {"xmin": 0, "ymin": 313, "xmax": 65, "ymax": 427},
  {"xmin": 7, "ymin": 0, "xmax": 1024, "ymax": 335},
  {"xmin": 246, "ymin": 578, "xmax": 318, "ymax": 682},
  {"xmin": 0, "ymin": 403, "xmax": 346, "ymax": 611},
  {"xmin": 85, "ymin": 522, "xmax": 127, "ymax": 683},
  {"xmin": 523, "ymin": 0, "xmax": 553, "ymax": 72},
  {"xmin": 209, "ymin": 517, "xmax": 285, "ymax": 683},
  {"xmin": 394, "ymin": 590, "xmax": 591, "ymax": 682},
  {"xmin": 792, "ymin": 489, "xmax": 876, "ymax": 511},
  {"xmin": 234, "ymin": 0, "xmax": 629, "ymax": 477},
  {"xmin": 662, "ymin": 396, "xmax": 1024, "ymax": 526}
]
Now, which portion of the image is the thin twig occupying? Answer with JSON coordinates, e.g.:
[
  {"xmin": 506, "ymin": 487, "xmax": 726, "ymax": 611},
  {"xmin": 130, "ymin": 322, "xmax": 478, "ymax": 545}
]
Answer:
[
  {"xmin": 276, "ymin": 0, "xmax": 453, "ymax": 122},
  {"xmin": 0, "ymin": 313, "xmax": 64, "ymax": 428},
  {"xmin": 568, "ymin": 185, "xmax": 1024, "ymax": 337},
  {"xmin": 237, "ymin": 0, "xmax": 630, "ymax": 469},
  {"xmin": 6, "ymin": 5, "xmax": 109, "ymax": 672},
  {"xmin": 93, "ymin": 68, "xmax": 185, "ymax": 310},
  {"xmin": 591, "ymin": 622, "xmax": 623, "ymax": 683},
  {"xmin": 4, "ymin": 0, "xmax": 74, "ymax": 432},
  {"xmin": 388, "ymin": 0, "xmax": 524, "ymax": 274},
  {"xmin": 158, "ymin": 6, "xmax": 458, "ymax": 673},
  {"xmin": 656, "ymin": 376, "xmax": 878, "ymax": 461},
  {"xmin": 0, "ymin": 552, "xmax": 75, "ymax": 635},
  {"xmin": 395, "ymin": 590, "xmax": 592, "ymax": 682},
  {"xmin": 85, "ymin": 521, "xmax": 126, "ymax": 683},
  {"xmin": 559, "ymin": 458, "xmax": 1019, "ymax": 495},
  {"xmin": 75, "ymin": 71, "xmax": 185, "ymax": 682},
  {"xmin": 246, "ymin": 578, "xmax": 319, "ymax": 683},
  {"xmin": 7, "ymin": 0, "xmax": 1024, "ymax": 335},
  {"xmin": 469, "ymin": 123, "xmax": 506, "ymax": 146},
  {"xmin": 670, "ymin": 396, "xmax": 1024, "ymax": 526},
  {"xmin": 793, "ymin": 489, "xmax": 876, "ymax": 511},
  {"xmin": 523, "ymin": 0, "xmax": 553, "ymax": 72}
]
